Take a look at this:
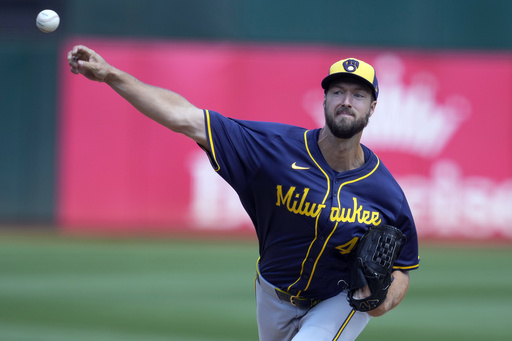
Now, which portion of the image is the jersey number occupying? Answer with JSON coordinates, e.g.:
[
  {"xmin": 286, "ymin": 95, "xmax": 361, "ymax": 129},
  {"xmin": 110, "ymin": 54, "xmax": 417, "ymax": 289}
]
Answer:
[{"xmin": 335, "ymin": 237, "xmax": 359, "ymax": 255}]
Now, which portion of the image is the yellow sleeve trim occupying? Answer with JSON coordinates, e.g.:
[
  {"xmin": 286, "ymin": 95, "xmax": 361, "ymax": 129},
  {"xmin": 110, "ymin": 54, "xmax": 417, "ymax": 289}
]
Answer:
[
  {"xmin": 204, "ymin": 110, "xmax": 220, "ymax": 172},
  {"xmin": 393, "ymin": 264, "xmax": 420, "ymax": 271}
]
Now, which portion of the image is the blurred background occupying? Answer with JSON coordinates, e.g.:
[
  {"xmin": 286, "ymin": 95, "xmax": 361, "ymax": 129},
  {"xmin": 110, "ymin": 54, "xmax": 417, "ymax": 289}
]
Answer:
[{"xmin": 0, "ymin": 0, "xmax": 511, "ymax": 340}]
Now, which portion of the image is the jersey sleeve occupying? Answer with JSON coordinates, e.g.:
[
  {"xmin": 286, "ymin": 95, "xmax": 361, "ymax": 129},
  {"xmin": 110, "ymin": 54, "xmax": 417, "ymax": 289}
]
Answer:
[{"xmin": 202, "ymin": 110, "xmax": 286, "ymax": 192}]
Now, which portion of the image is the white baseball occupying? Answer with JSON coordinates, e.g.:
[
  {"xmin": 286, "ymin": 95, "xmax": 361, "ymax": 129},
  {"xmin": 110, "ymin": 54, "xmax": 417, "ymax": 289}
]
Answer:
[{"xmin": 36, "ymin": 10, "xmax": 60, "ymax": 33}]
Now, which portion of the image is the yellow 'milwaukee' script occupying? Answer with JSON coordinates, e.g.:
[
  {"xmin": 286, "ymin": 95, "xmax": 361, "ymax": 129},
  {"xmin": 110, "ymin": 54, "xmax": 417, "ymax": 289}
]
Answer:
[
  {"xmin": 330, "ymin": 197, "xmax": 381, "ymax": 225},
  {"xmin": 276, "ymin": 185, "xmax": 381, "ymax": 226},
  {"xmin": 275, "ymin": 185, "xmax": 326, "ymax": 217}
]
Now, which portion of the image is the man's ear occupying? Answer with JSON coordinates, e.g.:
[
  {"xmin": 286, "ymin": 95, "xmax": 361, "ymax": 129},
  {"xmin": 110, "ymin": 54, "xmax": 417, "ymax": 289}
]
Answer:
[{"xmin": 369, "ymin": 100, "xmax": 377, "ymax": 117}]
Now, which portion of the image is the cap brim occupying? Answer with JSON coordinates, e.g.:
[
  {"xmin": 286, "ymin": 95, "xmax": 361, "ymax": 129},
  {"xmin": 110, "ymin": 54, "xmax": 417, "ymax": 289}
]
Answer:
[{"xmin": 321, "ymin": 73, "xmax": 374, "ymax": 93}]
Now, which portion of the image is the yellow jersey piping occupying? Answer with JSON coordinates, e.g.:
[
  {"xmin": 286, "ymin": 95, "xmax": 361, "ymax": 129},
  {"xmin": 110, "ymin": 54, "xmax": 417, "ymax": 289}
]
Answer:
[
  {"xmin": 286, "ymin": 130, "xmax": 330, "ymax": 294},
  {"xmin": 204, "ymin": 110, "xmax": 220, "ymax": 172},
  {"xmin": 304, "ymin": 157, "xmax": 381, "ymax": 292}
]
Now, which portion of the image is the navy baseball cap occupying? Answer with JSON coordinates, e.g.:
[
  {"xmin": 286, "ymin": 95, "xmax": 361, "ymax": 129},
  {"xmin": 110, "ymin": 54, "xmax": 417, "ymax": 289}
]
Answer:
[{"xmin": 321, "ymin": 58, "xmax": 379, "ymax": 99}]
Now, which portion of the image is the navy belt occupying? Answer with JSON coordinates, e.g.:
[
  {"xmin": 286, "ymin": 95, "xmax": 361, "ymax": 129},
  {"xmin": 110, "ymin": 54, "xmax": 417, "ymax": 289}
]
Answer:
[{"xmin": 256, "ymin": 274, "xmax": 321, "ymax": 309}]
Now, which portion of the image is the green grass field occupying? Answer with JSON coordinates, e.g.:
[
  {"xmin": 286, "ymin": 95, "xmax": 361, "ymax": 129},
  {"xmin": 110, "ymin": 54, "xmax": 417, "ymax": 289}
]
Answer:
[{"xmin": 0, "ymin": 235, "xmax": 510, "ymax": 341}]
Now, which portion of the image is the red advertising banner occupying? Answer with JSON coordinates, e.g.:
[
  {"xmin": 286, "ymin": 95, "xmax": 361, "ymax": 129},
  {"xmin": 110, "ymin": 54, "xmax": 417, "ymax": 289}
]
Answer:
[{"xmin": 58, "ymin": 38, "xmax": 512, "ymax": 240}]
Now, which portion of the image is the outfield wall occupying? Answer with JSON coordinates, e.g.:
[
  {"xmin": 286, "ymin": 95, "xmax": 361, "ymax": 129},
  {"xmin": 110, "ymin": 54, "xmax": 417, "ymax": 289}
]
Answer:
[{"xmin": 58, "ymin": 38, "xmax": 512, "ymax": 240}]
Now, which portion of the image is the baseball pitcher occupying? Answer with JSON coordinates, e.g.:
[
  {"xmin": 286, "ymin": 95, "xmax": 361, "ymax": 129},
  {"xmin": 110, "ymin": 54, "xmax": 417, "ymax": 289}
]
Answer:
[{"xmin": 68, "ymin": 46, "xmax": 419, "ymax": 341}]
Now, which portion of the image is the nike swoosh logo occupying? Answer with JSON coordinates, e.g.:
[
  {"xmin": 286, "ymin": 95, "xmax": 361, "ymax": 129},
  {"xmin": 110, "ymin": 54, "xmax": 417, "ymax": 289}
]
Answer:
[{"xmin": 291, "ymin": 162, "xmax": 310, "ymax": 170}]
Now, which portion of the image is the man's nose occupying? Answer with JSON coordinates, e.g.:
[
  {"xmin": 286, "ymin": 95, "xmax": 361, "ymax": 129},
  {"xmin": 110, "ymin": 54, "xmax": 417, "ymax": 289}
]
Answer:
[{"xmin": 341, "ymin": 94, "xmax": 353, "ymax": 107}]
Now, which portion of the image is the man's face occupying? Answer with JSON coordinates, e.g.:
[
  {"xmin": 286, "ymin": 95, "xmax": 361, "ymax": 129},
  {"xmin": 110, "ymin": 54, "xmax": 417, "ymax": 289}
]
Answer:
[{"xmin": 323, "ymin": 79, "xmax": 377, "ymax": 139}]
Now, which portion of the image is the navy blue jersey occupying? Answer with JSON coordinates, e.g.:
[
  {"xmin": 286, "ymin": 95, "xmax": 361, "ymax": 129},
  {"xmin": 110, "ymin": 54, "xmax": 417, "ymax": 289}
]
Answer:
[{"xmin": 203, "ymin": 110, "xmax": 419, "ymax": 300}]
